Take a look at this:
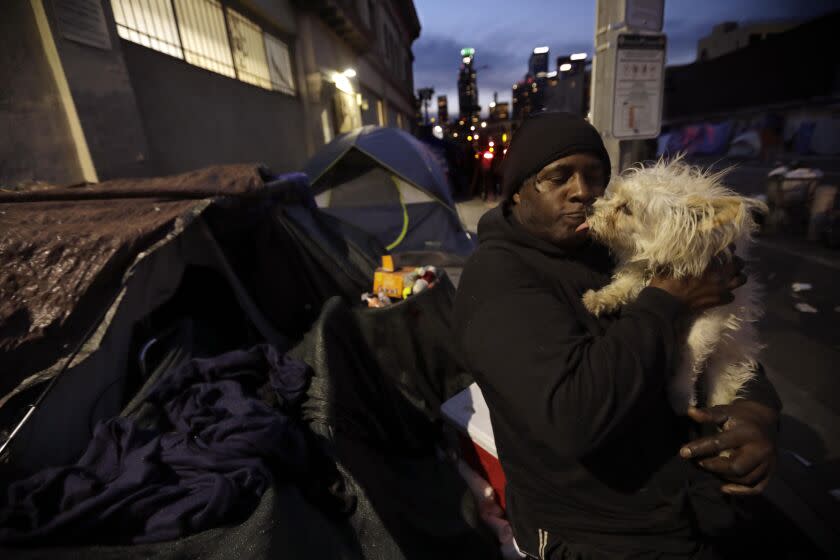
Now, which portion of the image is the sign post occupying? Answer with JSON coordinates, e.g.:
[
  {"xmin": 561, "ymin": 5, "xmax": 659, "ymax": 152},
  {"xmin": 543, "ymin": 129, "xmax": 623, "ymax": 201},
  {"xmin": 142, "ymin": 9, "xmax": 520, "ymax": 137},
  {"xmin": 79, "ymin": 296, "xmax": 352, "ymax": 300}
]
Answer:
[
  {"xmin": 612, "ymin": 34, "xmax": 666, "ymax": 139},
  {"xmin": 590, "ymin": 0, "xmax": 666, "ymax": 177}
]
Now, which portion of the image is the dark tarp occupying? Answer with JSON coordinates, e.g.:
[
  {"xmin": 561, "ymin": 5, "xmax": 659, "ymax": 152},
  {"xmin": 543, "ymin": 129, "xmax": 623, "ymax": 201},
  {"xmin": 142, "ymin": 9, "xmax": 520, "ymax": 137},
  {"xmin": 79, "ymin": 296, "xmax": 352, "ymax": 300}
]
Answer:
[
  {"xmin": 1, "ymin": 280, "xmax": 496, "ymax": 560},
  {"xmin": 0, "ymin": 164, "xmax": 266, "ymax": 403},
  {"xmin": 0, "ymin": 166, "xmax": 381, "ymax": 433},
  {"xmin": 0, "ymin": 165, "xmax": 495, "ymax": 558}
]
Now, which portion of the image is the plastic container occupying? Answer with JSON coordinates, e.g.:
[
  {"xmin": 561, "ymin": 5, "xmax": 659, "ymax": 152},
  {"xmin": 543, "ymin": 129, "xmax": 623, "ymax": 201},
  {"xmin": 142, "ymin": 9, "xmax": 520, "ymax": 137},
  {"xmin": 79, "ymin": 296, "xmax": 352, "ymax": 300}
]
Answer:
[{"xmin": 441, "ymin": 382, "xmax": 508, "ymax": 508}]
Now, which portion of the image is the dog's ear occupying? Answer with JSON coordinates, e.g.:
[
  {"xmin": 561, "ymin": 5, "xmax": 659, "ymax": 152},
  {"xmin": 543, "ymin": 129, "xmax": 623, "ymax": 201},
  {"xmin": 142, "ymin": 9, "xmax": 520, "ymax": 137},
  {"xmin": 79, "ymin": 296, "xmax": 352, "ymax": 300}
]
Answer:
[
  {"xmin": 708, "ymin": 196, "xmax": 744, "ymax": 228},
  {"xmin": 686, "ymin": 196, "xmax": 745, "ymax": 231},
  {"xmin": 665, "ymin": 195, "xmax": 752, "ymax": 275}
]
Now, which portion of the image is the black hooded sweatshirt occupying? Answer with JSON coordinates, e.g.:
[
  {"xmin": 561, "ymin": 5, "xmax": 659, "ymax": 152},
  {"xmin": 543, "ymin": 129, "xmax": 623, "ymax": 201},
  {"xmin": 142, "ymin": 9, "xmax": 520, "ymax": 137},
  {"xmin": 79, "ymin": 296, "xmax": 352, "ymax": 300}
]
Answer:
[{"xmin": 453, "ymin": 204, "xmax": 781, "ymax": 559}]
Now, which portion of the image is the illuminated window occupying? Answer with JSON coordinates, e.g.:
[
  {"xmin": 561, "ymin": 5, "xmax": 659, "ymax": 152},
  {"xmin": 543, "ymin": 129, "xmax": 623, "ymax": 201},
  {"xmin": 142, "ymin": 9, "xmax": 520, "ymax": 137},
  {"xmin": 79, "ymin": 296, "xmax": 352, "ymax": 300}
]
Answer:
[
  {"xmin": 321, "ymin": 109, "xmax": 333, "ymax": 143},
  {"xmin": 376, "ymin": 99, "xmax": 385, "ymax": 126},
  {"xmin": 264, "ymin": 34, "xmax": 296, "ymax": 94},
  {"xmin": 173, "ymin": 0, "xmax": 234, "ymax": 77},
  {"xmin": 110, "ymin": 0, "xmax": 184, "ymax": 59},
  {"xmin": 227, "ymin": 8, "xmax": 271, "ymax": 88}
]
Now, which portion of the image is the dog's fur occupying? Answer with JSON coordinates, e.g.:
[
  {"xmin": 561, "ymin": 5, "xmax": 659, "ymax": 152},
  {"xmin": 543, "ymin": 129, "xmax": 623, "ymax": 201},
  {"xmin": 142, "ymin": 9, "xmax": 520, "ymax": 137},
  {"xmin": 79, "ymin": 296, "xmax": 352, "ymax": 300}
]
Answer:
[{"xmin": 583, "ymin": 158, "xmax": 766, "ymax": 412}]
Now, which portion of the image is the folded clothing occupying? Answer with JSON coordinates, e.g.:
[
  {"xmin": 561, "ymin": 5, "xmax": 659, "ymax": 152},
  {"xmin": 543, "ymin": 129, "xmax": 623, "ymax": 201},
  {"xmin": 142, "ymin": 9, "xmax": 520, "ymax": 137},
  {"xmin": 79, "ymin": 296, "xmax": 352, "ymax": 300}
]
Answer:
[{"xmin": 0, "ymin": 344, "xmax": 310, "ymax": 545}]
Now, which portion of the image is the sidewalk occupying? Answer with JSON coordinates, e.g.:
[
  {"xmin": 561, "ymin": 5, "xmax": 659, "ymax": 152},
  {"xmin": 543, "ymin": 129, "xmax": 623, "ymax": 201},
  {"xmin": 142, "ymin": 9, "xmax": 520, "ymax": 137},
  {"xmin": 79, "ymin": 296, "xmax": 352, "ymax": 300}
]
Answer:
[{"xmin": 456, "ymin": 198, "xmax": 499, "ymax": 234}]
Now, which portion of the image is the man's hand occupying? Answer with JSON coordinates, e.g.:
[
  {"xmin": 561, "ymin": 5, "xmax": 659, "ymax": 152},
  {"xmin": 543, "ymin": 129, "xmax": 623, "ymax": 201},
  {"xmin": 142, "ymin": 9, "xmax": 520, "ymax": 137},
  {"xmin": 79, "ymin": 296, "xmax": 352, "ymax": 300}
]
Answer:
[
  {"xmin": 679, "ymin": 400, "xmax": 779, "ymax": 495},
  {"xmin": 650, "ymin": 247, "xmax": 747, "ymax": 312}
]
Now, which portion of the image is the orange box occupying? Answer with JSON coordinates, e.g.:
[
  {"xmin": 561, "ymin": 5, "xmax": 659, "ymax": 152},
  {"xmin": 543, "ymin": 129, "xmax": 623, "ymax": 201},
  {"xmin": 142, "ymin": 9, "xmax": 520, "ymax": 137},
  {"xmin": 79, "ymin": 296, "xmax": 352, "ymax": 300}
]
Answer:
[
  {"xmin": 380, "ymin": 254, "xmax": 395, "ymax": 272},
  {"xmin": 373, "ymin": 267, "xmax": 415, "ymax": 299}
]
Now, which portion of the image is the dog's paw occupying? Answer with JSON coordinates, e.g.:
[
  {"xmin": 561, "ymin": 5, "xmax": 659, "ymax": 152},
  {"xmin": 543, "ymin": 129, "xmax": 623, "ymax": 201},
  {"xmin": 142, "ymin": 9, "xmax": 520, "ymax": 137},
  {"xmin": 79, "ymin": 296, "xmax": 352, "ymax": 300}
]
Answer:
[
  {"xmin": 582, "ymin": 290, "xmax": 603, "ymax": 315},
  {"xmin": 583, "ymin": 289, "xmax": 618, "ymax": 316}
]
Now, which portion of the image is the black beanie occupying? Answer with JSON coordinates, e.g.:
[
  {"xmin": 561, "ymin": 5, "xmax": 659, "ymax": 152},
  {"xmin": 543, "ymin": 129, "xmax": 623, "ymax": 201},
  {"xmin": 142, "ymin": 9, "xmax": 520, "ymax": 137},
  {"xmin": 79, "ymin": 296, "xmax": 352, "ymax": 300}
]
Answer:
[{"xmin": 502, "ymin": 111, "xmax": 611, "ymax": 200}]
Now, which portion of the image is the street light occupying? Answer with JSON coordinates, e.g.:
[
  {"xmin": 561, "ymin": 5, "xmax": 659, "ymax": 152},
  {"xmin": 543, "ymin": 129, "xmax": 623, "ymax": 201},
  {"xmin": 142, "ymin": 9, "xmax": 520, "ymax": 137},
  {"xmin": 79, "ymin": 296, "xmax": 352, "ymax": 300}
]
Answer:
[
  {"xmin": 533, "ymin": 46, "xmax": 549, "ymax": 54},
  {"xmin": 470, "ymin": 125, "xmax": 476, "ymax": 131},
  {"xmin": 570, "ymin": 53, "xmax": 587, "ymax": 61},
  {"xmin": 480, "ymin": 121, "xmax": 487, "ymax": 128},
  {"xmin": 331, "ymin": 72, "xmax": 353, "ymax": 93},
  {"xmin": 559, "ymin": 63, "xmax": 573, "ymax": 72},
  {"xmin": 342, "ymin": 68, "xmax": 357, "ymax": 77}
]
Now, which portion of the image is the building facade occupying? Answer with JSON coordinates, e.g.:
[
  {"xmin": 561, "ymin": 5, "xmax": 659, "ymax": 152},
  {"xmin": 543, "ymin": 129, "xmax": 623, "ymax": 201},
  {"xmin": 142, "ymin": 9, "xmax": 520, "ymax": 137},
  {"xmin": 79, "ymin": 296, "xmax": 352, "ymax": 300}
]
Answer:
[
  {"xmin": 489, "ymin": 101, "xmax": 509, "ymax": 122},
  {"xmin": 696, "ymin": 20, "xmax": 797, "ymax": 61},
  {"xmin": 437, "ymin": 94, "xmax": 449, "ymax": 125},
  {"xmin": 458, "ymin": 47, "xmax": 479, "ymax": 122},
  {"xmin": 1, "ymin": 0, "xmax": 420, "ymax": 187},
  {"xmin": 512, "ymin": 49, "xmax": 590, "ymax": 123},
  {"xmin": 528, "ymin": 46, "xmax": 549, "ymax": 78}
]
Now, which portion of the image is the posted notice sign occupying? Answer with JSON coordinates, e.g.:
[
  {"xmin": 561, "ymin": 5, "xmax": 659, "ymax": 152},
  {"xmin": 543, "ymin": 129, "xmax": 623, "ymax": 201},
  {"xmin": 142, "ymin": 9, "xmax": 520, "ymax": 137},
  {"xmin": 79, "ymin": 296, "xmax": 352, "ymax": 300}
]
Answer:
[{"xmin": 612, "ymin": 33, "xmax": 666, "ymax": 139}]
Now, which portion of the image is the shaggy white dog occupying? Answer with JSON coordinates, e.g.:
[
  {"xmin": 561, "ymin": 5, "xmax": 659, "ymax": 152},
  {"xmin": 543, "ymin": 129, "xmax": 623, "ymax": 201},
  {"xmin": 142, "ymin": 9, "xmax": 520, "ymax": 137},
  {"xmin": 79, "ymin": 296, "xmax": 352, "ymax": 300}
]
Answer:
[{"xmin": 582, "ymin": 159, "xmax": 766, "ymax": 413}]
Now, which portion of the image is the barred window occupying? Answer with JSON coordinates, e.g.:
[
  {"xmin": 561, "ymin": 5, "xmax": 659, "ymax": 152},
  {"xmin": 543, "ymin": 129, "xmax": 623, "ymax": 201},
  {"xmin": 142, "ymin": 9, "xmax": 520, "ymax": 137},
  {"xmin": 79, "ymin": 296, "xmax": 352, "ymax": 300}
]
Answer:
[
  {"xmin": 111, "ymin": 0, "xmax": 183, "ymax": 59},
  {"xmin": 172, "ymin": 0, "xmax": 235, "ymax": 78},
  {"xmin": 109, "ymin": 0, "xmax": 294, "ymax": 94},
  {"xmin": 264, "ymin": 34, "xmax": 296, "ymax": 94},
  {"xmin": 227, "ymin": 8, "xmax": 270, "ymax": 88}
]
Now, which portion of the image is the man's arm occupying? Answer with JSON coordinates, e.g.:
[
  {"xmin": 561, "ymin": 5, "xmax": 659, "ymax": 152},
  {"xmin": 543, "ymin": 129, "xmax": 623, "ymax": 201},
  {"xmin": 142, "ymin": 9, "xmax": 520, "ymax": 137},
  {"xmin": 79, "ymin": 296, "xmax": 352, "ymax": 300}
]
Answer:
[
  {"xmin": 457, "ymin": 247, "xmax": 744, "ymax": 460},
  {"xmin": 461, "ymin": 285, "xmax": 687, "ymax": 459}
]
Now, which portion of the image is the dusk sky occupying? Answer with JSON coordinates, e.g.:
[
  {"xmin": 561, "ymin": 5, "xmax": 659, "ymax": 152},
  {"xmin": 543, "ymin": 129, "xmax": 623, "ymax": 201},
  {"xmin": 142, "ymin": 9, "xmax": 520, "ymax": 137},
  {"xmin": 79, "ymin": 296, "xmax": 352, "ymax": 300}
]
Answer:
[{"xmin": 412, "ymin": 0, "xmax": 838, "ymax": 118}]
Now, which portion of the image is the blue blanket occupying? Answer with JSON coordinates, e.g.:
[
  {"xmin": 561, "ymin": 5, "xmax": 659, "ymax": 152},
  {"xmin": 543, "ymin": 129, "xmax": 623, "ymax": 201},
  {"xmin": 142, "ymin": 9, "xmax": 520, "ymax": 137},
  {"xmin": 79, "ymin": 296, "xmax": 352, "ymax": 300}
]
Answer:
[{"xmin": 0, "ymin": 345, "xmax": 309, "ymax": 545}]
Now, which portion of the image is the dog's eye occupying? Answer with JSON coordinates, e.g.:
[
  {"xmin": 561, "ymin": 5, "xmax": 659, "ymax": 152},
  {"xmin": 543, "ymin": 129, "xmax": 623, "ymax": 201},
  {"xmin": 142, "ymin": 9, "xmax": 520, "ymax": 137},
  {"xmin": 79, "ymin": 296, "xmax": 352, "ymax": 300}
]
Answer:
[{"xmin": 617, "ymin": 203, "xmax": 632, "ymax": 215}]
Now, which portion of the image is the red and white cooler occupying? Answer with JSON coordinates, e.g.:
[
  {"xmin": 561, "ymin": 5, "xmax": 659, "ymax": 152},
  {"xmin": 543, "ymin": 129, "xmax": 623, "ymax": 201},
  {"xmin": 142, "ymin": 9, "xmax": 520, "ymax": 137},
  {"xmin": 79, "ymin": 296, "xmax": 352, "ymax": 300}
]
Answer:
[{"xmin": 441, "ymin": 382, "xmax": 508, "ymax": 509}]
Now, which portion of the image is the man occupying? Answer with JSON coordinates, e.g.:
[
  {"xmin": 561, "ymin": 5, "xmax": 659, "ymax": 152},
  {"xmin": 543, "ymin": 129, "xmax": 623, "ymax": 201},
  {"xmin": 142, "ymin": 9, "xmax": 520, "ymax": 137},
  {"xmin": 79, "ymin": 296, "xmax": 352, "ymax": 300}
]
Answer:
[{"xmin": 453, "ymin": 112, "xmax": 782, "ymax": 559}]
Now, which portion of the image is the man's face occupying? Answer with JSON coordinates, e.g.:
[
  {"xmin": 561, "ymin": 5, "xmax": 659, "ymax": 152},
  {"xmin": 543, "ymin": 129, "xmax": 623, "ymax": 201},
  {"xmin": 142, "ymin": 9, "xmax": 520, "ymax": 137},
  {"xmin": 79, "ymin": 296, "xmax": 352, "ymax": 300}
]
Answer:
[{"xmin": 511, "ymin": 153, "xmax": 608, "ymax": 247}]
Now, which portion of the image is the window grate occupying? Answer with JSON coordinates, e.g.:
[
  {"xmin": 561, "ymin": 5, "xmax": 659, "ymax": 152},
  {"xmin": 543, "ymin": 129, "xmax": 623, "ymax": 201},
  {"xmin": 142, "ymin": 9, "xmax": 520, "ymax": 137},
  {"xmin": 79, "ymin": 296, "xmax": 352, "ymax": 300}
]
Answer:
[
  {"xmin": 111, "ymin": 0, "xmax": 183, "ymax": 59},
  {"xmin": 264, "ymin": 34, "xmax": 295, "ymax": 94},
  {"xmin": 109, "ymin": 0, "xmax": 294, "ymax": 93},
  {"xmin": 227, "ymin": 8, "xmax": 270, "ymax": 89},
  {"xmin": 172, "ymin": 0, "xmax": 235, "ymax": 78}
]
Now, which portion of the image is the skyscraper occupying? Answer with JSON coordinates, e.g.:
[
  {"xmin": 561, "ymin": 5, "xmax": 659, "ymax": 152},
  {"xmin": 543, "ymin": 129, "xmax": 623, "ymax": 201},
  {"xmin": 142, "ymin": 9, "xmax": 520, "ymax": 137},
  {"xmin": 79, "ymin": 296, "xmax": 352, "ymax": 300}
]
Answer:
[
  {"xmin": 437, "ymin": 95, "xmax": 449, "ymax": 124},
  {"xmin": 528, "ymin": 46, "xmax": 549, "ymax": 77},
  {"xmin": 458, "ymin": 48, "xmax": 479, "ymax": 122}
]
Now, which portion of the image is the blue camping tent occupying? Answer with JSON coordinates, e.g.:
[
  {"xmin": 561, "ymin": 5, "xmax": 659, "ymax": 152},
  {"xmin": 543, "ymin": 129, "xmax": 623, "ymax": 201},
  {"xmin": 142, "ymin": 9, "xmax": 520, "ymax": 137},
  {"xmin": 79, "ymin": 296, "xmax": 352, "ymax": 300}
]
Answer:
[{"xmin": 304, "ymin": 126, "xmax": 475, "ymax": 255}]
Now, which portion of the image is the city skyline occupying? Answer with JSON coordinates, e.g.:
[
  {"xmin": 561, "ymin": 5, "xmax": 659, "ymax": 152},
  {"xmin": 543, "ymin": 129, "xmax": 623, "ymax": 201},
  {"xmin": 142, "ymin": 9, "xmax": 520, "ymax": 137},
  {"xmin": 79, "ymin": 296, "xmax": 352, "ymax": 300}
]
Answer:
[{"xmin": 412, "ymin": 0, "xmax": 838, "ymax": 119}]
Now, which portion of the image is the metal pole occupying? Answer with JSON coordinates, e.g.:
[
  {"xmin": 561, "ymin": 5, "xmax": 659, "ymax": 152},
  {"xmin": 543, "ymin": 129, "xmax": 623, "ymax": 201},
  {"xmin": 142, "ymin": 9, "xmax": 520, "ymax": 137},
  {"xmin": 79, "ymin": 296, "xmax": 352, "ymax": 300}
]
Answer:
[{"xmin": 590, "ymin": 0, "xmax": 622, "ymax": 178}]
